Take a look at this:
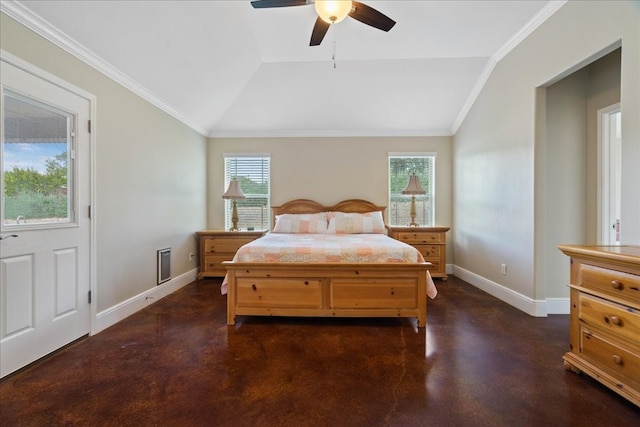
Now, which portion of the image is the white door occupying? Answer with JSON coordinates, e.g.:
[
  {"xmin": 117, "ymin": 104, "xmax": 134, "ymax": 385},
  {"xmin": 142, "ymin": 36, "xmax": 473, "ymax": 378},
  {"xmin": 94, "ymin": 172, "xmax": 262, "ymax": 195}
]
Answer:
[
  {"xmin": 597, "ymin": 104, "xmax": 622, "ymax": 245},
  {"xmin": 0, "ymin": 58, "xmax": 92, "ymax": 377}
]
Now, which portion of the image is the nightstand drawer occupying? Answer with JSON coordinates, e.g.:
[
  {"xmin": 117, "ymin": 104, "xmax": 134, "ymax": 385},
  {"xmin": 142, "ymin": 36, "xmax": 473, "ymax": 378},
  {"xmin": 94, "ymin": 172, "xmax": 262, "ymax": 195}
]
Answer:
[
  {"xmin": 387, "ymin": 226, "xmax": 449, "ymax": 280},
  {"xmin": 423, "ymin": 260, "xmax": 440, "ymax": 272},
  {"xmin": 203, "ymin": 255, "xmax": 231, "ymax": 272},
  {"xmin": 579, "ymin": 293, "xmax": 640, "ymax": 344},
  {"xmin": 413, "ymin": 245, "xmax": 441, "ymax": 258},
  {"xmin": 197, "ymin": 231, "xmax": 265, "ymax": 278},
  {"xmin": 204, "ymin": 237, "xmax": 257, "ymax": 254},
  {"xmin": 396, "ymin": 232, "xmax": 443, "ymax": 244},
  {"xmin": 579, "ymin": 264, "xmax": 640, "ymax": 305}
]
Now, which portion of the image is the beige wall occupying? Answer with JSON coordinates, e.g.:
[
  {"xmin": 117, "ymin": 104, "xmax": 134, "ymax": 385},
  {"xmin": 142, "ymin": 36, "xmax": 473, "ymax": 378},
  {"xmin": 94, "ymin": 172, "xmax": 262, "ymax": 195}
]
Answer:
[
  {"xmin": 1, "ymin": 14, "xmax": 208, "ymax": 312},
  {"xmin": 454, "ymin": 1, "xmax": 639, "ymax": 308},
  {"xmin": 208, "ymin": 136, "xmax": 454, "ymax": 263}
]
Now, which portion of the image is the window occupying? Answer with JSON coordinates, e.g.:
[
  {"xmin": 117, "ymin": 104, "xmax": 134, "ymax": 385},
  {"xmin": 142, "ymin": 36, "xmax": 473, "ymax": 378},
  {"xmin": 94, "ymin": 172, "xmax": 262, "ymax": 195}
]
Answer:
[
  {"xmin": 2, "ymin": 90, "xmax": 74, "ymax": 228},
  {"xmin": 388, "ymin": 154, "xmax": 435, "ymax": 226},
  {"xmin": 224, "ymin": 154, "xmax": 270, "ymax": 231}
]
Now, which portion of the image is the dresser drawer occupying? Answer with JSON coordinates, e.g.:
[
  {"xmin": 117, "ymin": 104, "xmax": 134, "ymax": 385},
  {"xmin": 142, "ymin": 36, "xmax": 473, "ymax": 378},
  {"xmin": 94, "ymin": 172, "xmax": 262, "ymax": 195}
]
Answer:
[
  {"xmin": 395, "ymin": 232, "xmax": 443, "ymax": 244},
  {"xmin": 580, "ymin": 328, "xmax": 640, "ymax": 386},
  {"xmin": 236, "ymin": 278, "xmax": 322, "ymax": 308},
  {"xmin": 579, "ymin": 293, "xmax": 640, "ymax": 344},
  {"xmin": 579, "ymin": 263, "xmax": 640, "ymax": 305},
  {"xmin": 203, "ymin": 237, "xmax": 256, "ymax": 254}
]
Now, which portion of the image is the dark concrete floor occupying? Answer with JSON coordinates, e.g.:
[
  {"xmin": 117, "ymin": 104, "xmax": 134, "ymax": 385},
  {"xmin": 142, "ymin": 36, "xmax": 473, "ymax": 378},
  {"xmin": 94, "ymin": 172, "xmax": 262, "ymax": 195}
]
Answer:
[{"xmin": 1, "ymin": 276, "xmax": 639, "ymax": 426}]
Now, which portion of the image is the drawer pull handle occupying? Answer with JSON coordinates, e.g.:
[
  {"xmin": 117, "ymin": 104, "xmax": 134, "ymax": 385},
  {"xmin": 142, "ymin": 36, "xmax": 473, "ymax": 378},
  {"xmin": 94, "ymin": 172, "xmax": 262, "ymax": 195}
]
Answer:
[
  {"xmin": 304, "ymin": 281, "xmax": 309, "ymax": 285},
  {"xmin": 252, "ymin": 284, "xmax": 257, "ymax": 291},
  {"xmin": 610, "ymin": 315, "xmax": 622, "ymax": 326},
  {"xmin": 611, "ymin": 280, "xmax": 624, "ymax": 290},
  {"xmin": 612, "ymin": 355, "xmax": 623, "ymax": 365}
]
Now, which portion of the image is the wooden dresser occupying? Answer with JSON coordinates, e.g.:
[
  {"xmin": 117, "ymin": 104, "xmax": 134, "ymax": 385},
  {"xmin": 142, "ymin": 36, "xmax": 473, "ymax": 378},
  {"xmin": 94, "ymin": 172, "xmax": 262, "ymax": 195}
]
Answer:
[
  {"xmin": 387, "ymin": 226, "xmax": 450, "ymax": 280},
  {"xmin": 196, "ymin": 230, "xmax": 265, "ymax": 278},
  {"xmin": 558, "ymin": 245, "xmax": 640, "ymax": 406}
]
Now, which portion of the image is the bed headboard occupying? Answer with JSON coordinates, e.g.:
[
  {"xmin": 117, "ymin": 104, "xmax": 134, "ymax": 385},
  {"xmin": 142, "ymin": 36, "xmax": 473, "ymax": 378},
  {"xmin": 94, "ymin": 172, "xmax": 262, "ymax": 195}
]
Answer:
[{"xmin": 271, "ymin": 199, "xmax": 386, "ymax": 228}]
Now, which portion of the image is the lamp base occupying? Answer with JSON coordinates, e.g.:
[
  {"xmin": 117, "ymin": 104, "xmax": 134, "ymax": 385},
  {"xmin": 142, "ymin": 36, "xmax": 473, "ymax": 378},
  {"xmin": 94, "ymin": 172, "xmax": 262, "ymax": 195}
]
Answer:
[
  {"xmin": 408, "ymin": 195, "xmax": 420, "ymax": 227},
  {"xmin": 229, "ymin": 200, "xmax": 240, "ymax": 231}
]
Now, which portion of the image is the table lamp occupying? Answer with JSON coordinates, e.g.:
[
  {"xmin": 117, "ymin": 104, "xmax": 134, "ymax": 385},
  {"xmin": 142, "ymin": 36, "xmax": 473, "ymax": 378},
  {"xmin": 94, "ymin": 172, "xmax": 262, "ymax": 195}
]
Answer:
[{"xmin": 222, "ymin": 180, "xmax": 246, "ymax": 231}]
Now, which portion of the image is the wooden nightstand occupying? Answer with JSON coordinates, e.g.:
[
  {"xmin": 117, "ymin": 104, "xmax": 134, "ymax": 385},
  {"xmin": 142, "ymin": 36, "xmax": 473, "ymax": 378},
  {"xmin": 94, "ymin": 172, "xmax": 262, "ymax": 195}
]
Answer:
[
  {"xmin": 195, "ymin": 230, "xmax": 265, "ymax": 278},
  {"xmin": 387, "ymin": 226, "xmax": 450, "ymax": 280}
]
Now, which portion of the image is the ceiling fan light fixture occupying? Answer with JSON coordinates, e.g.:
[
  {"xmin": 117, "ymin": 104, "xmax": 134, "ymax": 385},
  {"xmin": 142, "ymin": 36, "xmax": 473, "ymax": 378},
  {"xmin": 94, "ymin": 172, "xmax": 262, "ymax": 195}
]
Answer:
[{"xmin": 315, "ymin": 0, "xmax": 352, "ymax": 24}]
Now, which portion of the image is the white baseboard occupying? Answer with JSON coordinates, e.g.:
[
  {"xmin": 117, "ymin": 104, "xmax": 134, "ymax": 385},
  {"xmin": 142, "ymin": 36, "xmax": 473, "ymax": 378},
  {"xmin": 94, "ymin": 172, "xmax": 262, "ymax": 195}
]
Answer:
[
  {"xmin": 452, "ymin": 265, "xmax": 552, "ymax": 317},
  {"xmin": 546, "ymin": 298, "xmax": 570, "ymax": 315},
  {"xmin": 94, "ymin": 268, "xmax": 199, "ymax": 334}
]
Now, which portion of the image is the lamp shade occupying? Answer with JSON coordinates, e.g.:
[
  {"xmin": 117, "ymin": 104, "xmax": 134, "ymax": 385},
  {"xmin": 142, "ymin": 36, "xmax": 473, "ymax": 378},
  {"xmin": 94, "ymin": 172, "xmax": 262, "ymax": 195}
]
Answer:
[
  {"xmin": 315, "ymin": 0, "xmax": 352, "ymax": 24},
  {"xmin": 222, "ymin": 180, "xmax": 246, "ymax": 200},
  {"xmin": 401, "ymin": 174, "xmax": 426, "ymax": 195}
]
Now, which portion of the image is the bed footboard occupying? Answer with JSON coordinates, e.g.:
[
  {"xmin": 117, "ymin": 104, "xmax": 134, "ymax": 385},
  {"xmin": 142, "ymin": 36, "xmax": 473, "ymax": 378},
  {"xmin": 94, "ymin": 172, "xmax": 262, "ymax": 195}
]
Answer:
[{"xmin": 223, "ymin": 262, "xmax": 429, "ymax": 327}]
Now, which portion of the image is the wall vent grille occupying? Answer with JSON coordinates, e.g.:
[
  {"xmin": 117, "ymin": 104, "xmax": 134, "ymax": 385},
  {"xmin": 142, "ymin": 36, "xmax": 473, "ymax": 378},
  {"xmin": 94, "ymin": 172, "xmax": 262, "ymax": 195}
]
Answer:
[{"xmin": 157, "ymin": 248, "xmax": 171, "ymax": 285}]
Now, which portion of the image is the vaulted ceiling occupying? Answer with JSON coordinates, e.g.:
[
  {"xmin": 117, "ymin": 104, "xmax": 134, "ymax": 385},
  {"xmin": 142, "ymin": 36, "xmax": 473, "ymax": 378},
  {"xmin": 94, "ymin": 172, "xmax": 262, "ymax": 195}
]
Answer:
[{"xmin": 3, "ymin": 1, "xmax": 563, "ymax": 137}]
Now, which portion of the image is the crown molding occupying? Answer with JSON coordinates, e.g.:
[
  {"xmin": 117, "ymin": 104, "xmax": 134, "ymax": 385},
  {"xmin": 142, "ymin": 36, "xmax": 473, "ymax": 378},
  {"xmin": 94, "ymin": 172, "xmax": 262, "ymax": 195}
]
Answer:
[
  {"xmin": 451, "ymin": 0, "xmax": 567, "ymax": 134},
  {"xmin": 208, "ymin": 128, "xmax": 453, "ymax": 139},
  {"xmin": 493, "ymin": 0, "xmax": 568, "ymax": 63},
  {"xmin": 1, "ymin": 0, "xmax": 208, "ymax": 136},
  {"xmin": 450, "ymin": 57, "xmax": 496, "ymax": 135}
]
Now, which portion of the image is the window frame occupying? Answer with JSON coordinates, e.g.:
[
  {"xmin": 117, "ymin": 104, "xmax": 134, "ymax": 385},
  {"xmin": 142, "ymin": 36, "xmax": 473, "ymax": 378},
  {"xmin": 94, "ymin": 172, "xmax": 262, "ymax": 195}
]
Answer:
[
  {"xmin": 2, "ymin": 89, "xmax": 76, "ymax": 230},
  {"xmin": 388, "ymin": 153, "xmax": 436, "ymax": 227},
  {"xmin": 223, "ymin": 154, "xmax": 271, "ymax": 231}
]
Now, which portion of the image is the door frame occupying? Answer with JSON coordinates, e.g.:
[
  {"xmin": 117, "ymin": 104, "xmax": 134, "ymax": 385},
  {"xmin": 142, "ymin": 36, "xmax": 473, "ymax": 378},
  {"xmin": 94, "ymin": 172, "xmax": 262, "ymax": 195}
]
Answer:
[{"xmin": 1, "ymin": 49, "xmax": 98, "ymax": 335}]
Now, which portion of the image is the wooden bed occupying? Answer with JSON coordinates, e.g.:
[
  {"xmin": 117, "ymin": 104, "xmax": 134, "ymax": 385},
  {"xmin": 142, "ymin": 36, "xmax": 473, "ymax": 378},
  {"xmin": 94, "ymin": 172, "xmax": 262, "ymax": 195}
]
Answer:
[{"xmin": 223, "ymin": 199, "xmax": 432, "ymax": 327}]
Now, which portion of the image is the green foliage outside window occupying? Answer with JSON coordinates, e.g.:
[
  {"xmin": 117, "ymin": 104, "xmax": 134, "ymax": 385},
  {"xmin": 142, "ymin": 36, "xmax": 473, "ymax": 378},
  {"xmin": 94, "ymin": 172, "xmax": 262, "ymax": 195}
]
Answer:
[
  {"xmin": 3, "ymin": 152, "xmax": 68, "ymax": 221},
  {"xmin": 389, "ymin": 157, "xmax": 431, "ymax": 193}
]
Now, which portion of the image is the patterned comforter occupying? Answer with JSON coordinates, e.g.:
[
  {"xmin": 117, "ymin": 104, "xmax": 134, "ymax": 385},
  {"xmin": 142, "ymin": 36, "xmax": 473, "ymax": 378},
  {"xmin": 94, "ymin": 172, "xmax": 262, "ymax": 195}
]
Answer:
[{"xmin": 234, "ymin": 233, "xmax": 424, "ymax": 263}]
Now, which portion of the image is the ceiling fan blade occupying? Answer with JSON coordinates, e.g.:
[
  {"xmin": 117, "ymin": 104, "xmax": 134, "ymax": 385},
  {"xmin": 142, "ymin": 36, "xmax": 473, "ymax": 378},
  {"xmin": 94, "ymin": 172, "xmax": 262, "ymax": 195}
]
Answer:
[
  {"xmin": 349, "ymin": 1, "xmax": 396, "ymax": 32},
  {"xmin": 250, "ymin": 0, "xmax": 310, "ymax": 8},
  {"xmin": 310, "ymin": 17, "xmax": 330, "ymax": 46}
]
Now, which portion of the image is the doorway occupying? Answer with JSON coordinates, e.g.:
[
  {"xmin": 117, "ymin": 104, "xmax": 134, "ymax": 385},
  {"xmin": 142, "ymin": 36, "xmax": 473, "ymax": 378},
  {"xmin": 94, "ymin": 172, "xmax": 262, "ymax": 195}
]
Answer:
[{"xmin": 535, "ymin": 46, "xmax": 621, "ymax": 314}]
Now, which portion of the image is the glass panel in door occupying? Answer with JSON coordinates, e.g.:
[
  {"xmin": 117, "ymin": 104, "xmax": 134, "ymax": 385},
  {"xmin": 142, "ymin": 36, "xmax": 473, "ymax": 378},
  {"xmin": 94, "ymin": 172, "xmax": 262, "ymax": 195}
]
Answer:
[{"xmin": 2, "ymin": 91, "xmax": 73, "ymax": 227}]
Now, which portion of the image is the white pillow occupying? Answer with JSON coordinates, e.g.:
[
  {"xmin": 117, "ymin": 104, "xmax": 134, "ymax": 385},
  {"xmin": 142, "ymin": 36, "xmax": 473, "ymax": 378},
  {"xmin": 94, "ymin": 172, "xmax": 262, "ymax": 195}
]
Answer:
[
  {"xmin": 272, "ymin": 212, "xmax": 328, "ymax": 234},
  {"xmin": 327, "ymin": 211, "xmax": 386, "ymax": 234}
]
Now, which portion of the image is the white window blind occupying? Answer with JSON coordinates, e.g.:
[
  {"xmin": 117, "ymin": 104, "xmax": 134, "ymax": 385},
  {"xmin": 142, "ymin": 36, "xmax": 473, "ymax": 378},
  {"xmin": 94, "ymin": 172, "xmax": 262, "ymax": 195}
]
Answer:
[
  {"xmin": 388, "ymin": 154, "xmax": 435, "ymax": 226},
  {"xmin": 224, "ymin": 154, "xmax": 271, "ymax": 230}
]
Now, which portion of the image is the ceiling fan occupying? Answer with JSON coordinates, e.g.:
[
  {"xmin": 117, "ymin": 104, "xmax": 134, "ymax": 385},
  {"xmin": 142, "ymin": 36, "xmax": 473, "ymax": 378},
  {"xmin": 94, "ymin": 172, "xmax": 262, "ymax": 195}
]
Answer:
[{"xmin": 250, "ymin": 0, "xmax": 396, "ymax": 46}]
